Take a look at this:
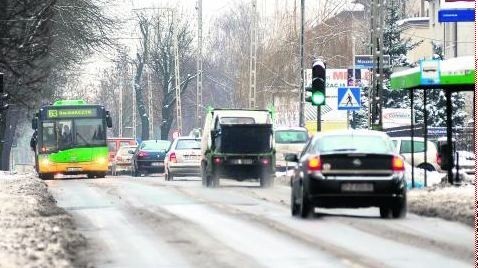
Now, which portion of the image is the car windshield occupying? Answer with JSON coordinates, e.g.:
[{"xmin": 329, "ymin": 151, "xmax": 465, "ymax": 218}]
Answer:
[
  {"xmin": 141, "ymin": 141, "xmax": 170, "ymax": 151},
  {"xmin": 313, "ymin": 134, "xmax": 393, "ymax": 154},
  {"xmin": 176, "ymin": 139, "xmax": 201, "ymax": 150},
  {"xmin": 275, "ymin": 130, "xmax": 308, "ymax": 144}
]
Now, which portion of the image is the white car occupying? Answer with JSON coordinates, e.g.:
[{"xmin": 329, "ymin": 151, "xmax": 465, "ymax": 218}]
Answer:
[
  {"xmin": 274, "ymin": 127, "xmax": 309, "ymax": 171},
  {"xmin": 164, "ymin": 137, "xmax": 202, "ymax": 181},
  {"xmin": 390, "ymin": 137, "xmax": 439, "ymax": 171},
  {"xmin": 111, "ymin": 145, "xmax": 137, "ymax": 176}
]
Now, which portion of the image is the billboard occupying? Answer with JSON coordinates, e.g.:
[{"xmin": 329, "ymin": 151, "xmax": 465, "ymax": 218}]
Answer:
[{"xmin": 382, "ymin": 109, "xmax": 413, "ymax": 129}]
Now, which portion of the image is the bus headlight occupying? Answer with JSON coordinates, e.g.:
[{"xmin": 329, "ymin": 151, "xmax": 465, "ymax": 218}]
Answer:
[
  {"xmin": 96, "ymin": 157, "xmax": 107, "ymax": 165},
  {"xmin": 40, "ymin": 158, "xmax": 50, "ymax": 166}
]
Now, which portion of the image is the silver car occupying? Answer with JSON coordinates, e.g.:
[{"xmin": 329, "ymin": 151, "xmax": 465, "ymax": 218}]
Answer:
[{"xmin": 164, "ymin": 137, "xmax": 202, "ymax": 181}]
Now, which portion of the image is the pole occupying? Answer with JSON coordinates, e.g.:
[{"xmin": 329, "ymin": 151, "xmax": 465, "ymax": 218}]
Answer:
[
  {"xmin": 410, "ymin": 89, "xmax": 415, "ymax": 188},
  {"xmin": 299, "ymin": 0, "xmax": 305, "ymax": 127},
  {"xmin": 249, "ymin": 0, "xmax": 257, "ymax": 109},
  {"xmin": 445, "ymin": 89, "xmax": 453, "ymax": 184},
  {"xmin": 377, "ymin": 0, "xmax": 384, "ymax": 129},
  {"xmin": 423, "ymin": 89, "xmax": 428, "ymax": 186},
  {"xmin": 173, "ymin": 10, "xmax": 182, "ymax": 134},
  {"xmin": 148, "ymin": 72, "xmax": 153, "ymax": 138},
  {"xmin": 370, "ymin": 0, "xmax": 377, "ymax": 128},
  {"xmin": 119, "ymin": 72, "xmax": 123, "ymax": 137},
  {"xmin": 196, "ymin": 0, "xmax": 203, "ymax": 128},
  {"xmin": 317, "ymin": 106, "xmax": 321, "ymax": 132},
  {"xmin": 132, "ymin": 77, "xmax": 136, "ymax": 139}
]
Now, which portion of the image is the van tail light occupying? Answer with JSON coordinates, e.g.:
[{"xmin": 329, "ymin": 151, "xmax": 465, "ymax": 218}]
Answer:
[
  {"xmin": 138, "ymin": 151, "xmax": 149, "ymax": 158},
  {"xmin": 261, "ymin": 158, "xmax": 270, "ymax": 165},
  {"xmin": 436, "ymin": 153, "xmax": 442, "ymax": 166},
  {"xmin": 392, "ymin": 156, "xmax": 405, "ymax": 171},
  {"xmin": 169, "ymin": 152, "xmax": 177, "ymax": 163},
  {"xmin": 308, "ymin": 156, "xmax": 322, "ymax": 171}
]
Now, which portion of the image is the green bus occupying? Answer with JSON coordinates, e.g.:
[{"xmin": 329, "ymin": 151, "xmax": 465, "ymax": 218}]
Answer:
[{"xmin": 31, "ymin": 100, "xmax": 113, "ymax": 179}]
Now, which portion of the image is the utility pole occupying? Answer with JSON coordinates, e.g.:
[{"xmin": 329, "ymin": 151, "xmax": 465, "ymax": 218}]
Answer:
[
  {"xmin": 132, "ymin": 77, "xmax": 137, "ymax": 138},
  {"xmin": 370, "ymin": 0, "xmax": 384, "ymax": 129},
  {"xmin": 173, "ymin": 10, "xmax": 182, "ymax": 134},
  {"xmin": 299, "ymin": 0, "xmax": 305, "ymax": 127},
  {"xmin": 249, "ymin": 0, "xmax": 257, "ymax": 109},
  {"xmin": 148, "ymin": 72, "xmax": 153, "ymax": 138},
  {"xmin": 119, "ymin": 73, "xmax": 123, "ymax": 137},
  {"xmin": 196, "ymin": 0, "xmax": 203, "ymax": 127}
]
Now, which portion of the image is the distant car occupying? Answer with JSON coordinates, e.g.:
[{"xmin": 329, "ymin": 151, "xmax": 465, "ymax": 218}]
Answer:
[
  {"xmin": 288, "ymin": 130, "xmax": 407, "ymax": 219},
  {"xmin": 455, "ymin": 150, "xmax": 475, "ymax": 175},
  {"xmin": 164, "ymin": 137, "xmax": 202, "ymax": 181},
  {"xmin": 390, "ymin": 137, "xmax": 439, "ymax": 171},
  {"xmin": 274, "ymin": 127, "xmax": 309, "ymax": 171},
  {"xmin": 111, "ymin": 145, "xmax": 137, "ymax": 176},
  {"xmin": 107, "ymin": 138, "xmax": 137, "ymax": 172},
  {"xmin": 132, "ymin": 140, "xmax": 171, "ymax": 177}
]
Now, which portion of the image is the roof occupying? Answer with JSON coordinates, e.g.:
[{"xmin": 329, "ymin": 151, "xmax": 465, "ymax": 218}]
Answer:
[
  {"xmin": 313, "ymin": 129, "xmax": 390, "ymax": 139},
  {"xmin": 274, "ymin": 127, "xmax": 308, "ymax": 131},
  {"xmin": 390, "ymin": 56, "xmax": 475, "ymax": 91}
]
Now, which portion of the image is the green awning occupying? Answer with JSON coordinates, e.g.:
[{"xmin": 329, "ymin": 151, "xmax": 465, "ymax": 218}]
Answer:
[{"xmin": 390, "ymin": 56, "xmax": 475, "ymax": 91}]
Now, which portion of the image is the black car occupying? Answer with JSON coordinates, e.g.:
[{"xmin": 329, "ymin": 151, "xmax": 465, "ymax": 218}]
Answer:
[
  {"xmin": 132, "ymin": 140, "xmax": 171, "ymax": 176},
  {"xmin": 287, "ymin": 130, "xmax": 407, "ymax": 219}
]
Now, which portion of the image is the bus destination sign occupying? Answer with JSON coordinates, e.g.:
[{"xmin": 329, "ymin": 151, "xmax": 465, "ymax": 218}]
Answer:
[{"xmin": 47, "ymin": 108, "xmax": 98, "ymax": 119}]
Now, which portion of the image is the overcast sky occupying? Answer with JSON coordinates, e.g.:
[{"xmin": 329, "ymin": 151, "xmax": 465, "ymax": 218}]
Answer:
[{"xmin": 79, "ymin": 0, "xmax": 359, "ymax": 79}]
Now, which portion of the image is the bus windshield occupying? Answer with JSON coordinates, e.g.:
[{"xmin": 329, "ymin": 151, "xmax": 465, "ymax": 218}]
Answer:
[{"xmin": 40, "ymin": 119, "xmax": 105, "ymax": 152}]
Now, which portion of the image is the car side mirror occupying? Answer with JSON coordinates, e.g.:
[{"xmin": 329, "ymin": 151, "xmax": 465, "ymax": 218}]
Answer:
[
  {"xmin": 284, "ymin": 153, "xmax": 299, "ymax": 162},
  {"xmin": 106, "ymin": 111, "xmax": 113, "ymax": 128}
]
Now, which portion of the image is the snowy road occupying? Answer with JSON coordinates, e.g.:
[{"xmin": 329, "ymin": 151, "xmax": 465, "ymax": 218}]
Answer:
[{"xmin": 47, "ymin": 176, "xmax": 473, "ymax": 268}]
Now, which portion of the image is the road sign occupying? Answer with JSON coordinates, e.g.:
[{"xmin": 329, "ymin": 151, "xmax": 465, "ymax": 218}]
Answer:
[
  {"xmin": 354, "ymin": 55, "xmax": 391, "ymax": 69},
  {"xmin": 438, "ymin": 8, "xmax": 475, "ymax": 22},
  {"xmin": 337, "ymin": 87, "xmax": 361, "ymax": 111},
  {"xmin": 172, "ymin": 130, "xmax": 180, "ymax": 139},
  {"xmin": 420, "ymin": 60, "xmax": 440, "ymax": 85}
]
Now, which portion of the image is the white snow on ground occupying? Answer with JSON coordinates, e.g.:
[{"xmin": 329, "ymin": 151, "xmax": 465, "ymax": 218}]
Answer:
[
  {"xmin": 407, "ymin": 183, "xmax": 474, "ymax": 227},
  {"xmin": 0, "ymin": 171, "xmax": 87, "ymax": 268},
  {"xmin": 276, "ymin": 163, "xmax": 474, "ymax": 226}
]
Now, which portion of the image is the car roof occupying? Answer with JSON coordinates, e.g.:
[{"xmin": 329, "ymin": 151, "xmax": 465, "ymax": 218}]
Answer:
[
  {"xmin": 176, "ymin": 136, "xmax": 201, "ymax": 140},
  {"xmin": 142, "ymin": 140, "xmax": 170, "ymax": 143},
  {"xmin": 274, "ymin": 127, "xmax": 308, "ymax": 131},
  {"xmin": 313, "ymin": 130, "xmax": 390, "ymax": 139}
]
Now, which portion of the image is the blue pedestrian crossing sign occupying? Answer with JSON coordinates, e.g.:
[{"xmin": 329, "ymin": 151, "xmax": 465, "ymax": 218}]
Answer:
[{"xmin": 338, "ymin": 87, "xmax": 361, "ymax": 110}]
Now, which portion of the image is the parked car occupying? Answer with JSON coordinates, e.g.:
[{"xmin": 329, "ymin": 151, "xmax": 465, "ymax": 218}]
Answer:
[
  {"xmin": 288, "ymin": 130, "xmax": 407, "ymax": 219},
  {"xmin": 111, "ymin": 145, "xmax": 137, "ymax": 176},
  {"xmin": 164, "ymin": 137, "xmax": 202, "ymax": 181},
  {"xmin": 390, "ymin": 137, "xmax": 439, "ymax": 171},
  {"xmin": 107, "ymin": 137, "xmax": 137, "ymax": 173},
  {"xmin": 132, "ymin": 140, "xmax": 171, "ymax": 177},
  {"xmin": 274, "ymin": 127, "xmax": 309, "ymax": 171}
]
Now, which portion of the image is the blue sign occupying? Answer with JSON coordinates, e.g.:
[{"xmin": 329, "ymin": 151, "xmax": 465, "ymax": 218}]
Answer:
[
  {"xmin": 354, "ymin": 55, "xmax": 390, "ymax": 69},
  {"xmin": 420, "ymin": 60, "xmax": 440, "ymax": 86},
  {"xmin": 438, "ymin": 9, "xmax": 475, "ymax": 22},
  {"xmin": 338, "ymin": 87, "xmax": 361, "ymax": 111}
]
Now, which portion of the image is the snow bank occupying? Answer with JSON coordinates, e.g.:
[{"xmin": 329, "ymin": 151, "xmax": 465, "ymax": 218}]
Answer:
[
  {"xmin": 0, "ymin": 171, "xmax": 87, "ymax": 267},
  {"xmin": 408, "ymin": 184, "xmax": 474, "ymax": 227}
]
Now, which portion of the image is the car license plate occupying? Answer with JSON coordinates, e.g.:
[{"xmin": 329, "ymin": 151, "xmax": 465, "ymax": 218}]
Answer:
[
  {"xmin": 184, "ymin": 155, "xmax": 199, "ymax": 160},
  {"xmin": 151, "ymin": 162, "xmax": 163, "ymax": 167},
  {"xmin": 341, "ymin": 183, "xmax": 374, "ymax": 192},
  {"xmin": 67, "ymin": 167, "xmax": 83, "ymax": 172},
  {"xmin": 230, "ymin": 159, "xmax": 254, "ymax": 165}
]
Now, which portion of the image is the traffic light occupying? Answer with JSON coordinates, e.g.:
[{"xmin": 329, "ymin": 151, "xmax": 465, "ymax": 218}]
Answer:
[
  {"xmin": 0, "ymin": 73, "xmax": 8, "ymax": 111},
  {"xmin": 305, "ymin": 59, "xmax": 326, "ymax": 106}
]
